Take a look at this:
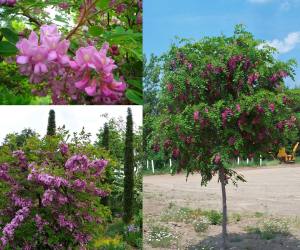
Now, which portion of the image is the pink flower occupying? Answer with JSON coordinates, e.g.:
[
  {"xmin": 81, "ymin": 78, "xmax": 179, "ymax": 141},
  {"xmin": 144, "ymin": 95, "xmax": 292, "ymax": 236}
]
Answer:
[
  {"xmin": 228, "ymin": 136, "xmax": 236, "ymax": 146},
  {"xmin": 0, "ymin": 0, "xmax": 16, "ymax": 6},
  {"xmin": 136, "ymin": 12, "xmax": 142, "ymax": 25},
  {"xmin": 236, "ymin": 104, "xmax": 241, "ymax": 112},
  {"xmin": 167, "ymin": 83, "xmax": 174, "ymax": 92},
  {"xmin": 194, "ymin": 111, "xmax": 199, "ymax": 121},
  {"xmin": 269, "ymin": 103, "xmax": 275, "ymax": 112},
  {"xmin": 58, "ymin": 2, "xmax": 69, "ymax": 9},
  {"xmin": 214, "ymin": 154, "xmax": 221, "ymax": 164},
  {"xmin": 164, "ymin": 139, "xmax": 172, "ymax": 149},
  {"xmin": 221, "ymin": 108, "xmax": 233, "ymax": 126},
  {"xmin": 172, "ymin": 148, "xmax": 180, "ymax": 159},
  {"xmin": 70, "ymin": 44, "xmax": 126, "ymax": 103},
  {"xmin": 16, "ymin": 25, "xmax": 70, "ymax": 84},
  {"xmin": 256, "ymin": 105, "xmax": 264, "ymax": 114},
  {"xmin": 247, "ymin": 72, "xmax": 259, "ymax": 85}
]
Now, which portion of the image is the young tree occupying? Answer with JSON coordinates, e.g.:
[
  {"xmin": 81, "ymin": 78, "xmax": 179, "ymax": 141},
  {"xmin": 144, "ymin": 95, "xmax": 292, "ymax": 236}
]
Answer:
[
  {"xmin": 151, "ymin": 25, "xmax": 298, "ymax": 249},
  {"xmin": 123, "ymin": 108, "xmax": 134, "ymax": 224},
  {"xmin": 102, "ymin": 123, "xmax": 109, "ymax": 150},
  {"xmin": 46, "ymin": 109, "xmax": 56, "ymax": 136}
]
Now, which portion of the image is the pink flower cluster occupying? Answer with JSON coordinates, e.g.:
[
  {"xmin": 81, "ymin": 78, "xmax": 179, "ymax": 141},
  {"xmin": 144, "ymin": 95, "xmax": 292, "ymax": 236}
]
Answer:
[
  {"xmin": 59, "ymin": 143, "xmax": 69, "ymax": 155},
  {"xmin": 70, "ymin": 44, "xmax": 126, "ymax": 103},
  {"xmin": 16, "ymin": 24, "xmax": 127, "ymax": 104},
  {"xmin": 16, "ymin": 24, "xmax": 70, "ymax": 84},
  {"xmin": 269, "ymin": 70, "xmax": 288, "ymax": 86},
  {"xmin": 42, "ymin": 189, "xmax": 67, "ymax": 207},
  {"xmin": 34, "ymin": 214, "xmax": 48, "ymax": 232},
  {"xmin": 0, "ymin": 0, "xmax": 16, "ymax": 6},
  {"xmin": 11, "ymin": 193, "xmax": 32, "ymax": 208},
  {"xmin": 65, "ymin": 154, "xmax": 89, "ymax": 173},
  {"xmin": 0, "ymin": 163, "xmax": 13, "ymax": 183},
  {"xmin": 276, "ymin": 116, "xmax": 297, "ymax": 131},
  {"xmin": 58, "ymin": 214, "xmax": 76, "ymax": 231},
  {"xmin": 221, "ymin": 108, "xmax": 234, "ymax": 126},
  {"xmin": 12, "ymin": 150, "xmax": 27, "ymax": 169},
  {"xmin": 0, "ymin": 206, "xmax": 30, "ymax": 248},
  {"xmin": 28, "ymin": 168, "xmax": 70, "ymax": 188},
  {"xmin": 65, "ymin": 154, "xmax": 108, "ymax": 176},
  {"xmin": 247, "ymin": 72, "xmax": 259, "ymax": 85}
]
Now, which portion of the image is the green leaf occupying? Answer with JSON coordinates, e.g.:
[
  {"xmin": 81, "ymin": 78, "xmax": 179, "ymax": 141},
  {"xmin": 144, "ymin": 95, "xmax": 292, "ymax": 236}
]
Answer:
[
  {"xmin": 0, "ymin": 41, "xmax": 17, "ymax": 56},
  {"xmin": 96, "ymin": 0, "xmax": 110, "ymax": 9},
  {"xmin": 0, "ymin": 28, "xmax": 19, "ymax": 44},
  {"xmin": 88, "ymin": 26, "xmax": 103, "ymax": 37},
  {"xmin": 127, "ymin": 80, "xmax": 142, "ymax": 90},
  {"xmin": 125, "ymin": 89, "xmax": 143, "ymax": 105},
  {"xmin": 126, "ymin": 47, "xmax": 142, "ymax": 61}
]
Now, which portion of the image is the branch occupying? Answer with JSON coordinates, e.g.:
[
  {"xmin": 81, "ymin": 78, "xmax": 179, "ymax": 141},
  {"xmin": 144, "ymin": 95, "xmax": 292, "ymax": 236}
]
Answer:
[
  {"xmin": 66, "ymin": 0, "xmax": 99, "ymax": 40},
  {"xmin": 20, "ymin": 7, "xmax": 42, "ymax": 27}
]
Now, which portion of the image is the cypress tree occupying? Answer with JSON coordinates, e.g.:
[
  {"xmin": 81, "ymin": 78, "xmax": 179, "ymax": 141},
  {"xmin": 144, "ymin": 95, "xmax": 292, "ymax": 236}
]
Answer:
[
  {"xmin": 47, "ymin": 109, "xmax": 56, "ymax": 136},
  {"xmin": 102, "ymin": 123, "xmax": 109, "ymax": 150},
  {"xmin": 123, "ymin": 108, "xmax": 134, "ymax": 223}
]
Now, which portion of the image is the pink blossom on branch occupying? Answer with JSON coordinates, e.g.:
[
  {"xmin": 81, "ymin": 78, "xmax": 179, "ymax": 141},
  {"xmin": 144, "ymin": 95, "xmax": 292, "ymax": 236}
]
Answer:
[
  {"xmin": 0, "ymin": 0, "xmax": 16, "ymax": 6},
  {"xmin": 16, "ymin": 24, "xmax": 70, "ymax": 84},
  {"xmin": 69, "ymin": 44, "xmax": 127, "ymax": 103}
]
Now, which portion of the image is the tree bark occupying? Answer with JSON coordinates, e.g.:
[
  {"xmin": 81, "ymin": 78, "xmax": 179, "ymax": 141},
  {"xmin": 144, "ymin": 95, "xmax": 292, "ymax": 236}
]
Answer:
[{"xmin": 219, "ymin": 166, "xmax": 228, "ymax": 250}]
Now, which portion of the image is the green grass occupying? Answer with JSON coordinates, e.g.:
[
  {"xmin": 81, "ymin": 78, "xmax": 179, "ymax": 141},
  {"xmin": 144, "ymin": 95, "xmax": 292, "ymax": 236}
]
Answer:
[
  {"xmin": 147, "ymin": 225, "xmax": 178, "ymax": 248},
  {"xmin": 245, "ymin": 218, "xmax": 290, "ymax": 240}
]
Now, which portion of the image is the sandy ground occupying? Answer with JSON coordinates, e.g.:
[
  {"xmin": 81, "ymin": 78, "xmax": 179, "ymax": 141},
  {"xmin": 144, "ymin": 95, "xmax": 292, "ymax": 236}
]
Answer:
[{"xmin": 143, "ymin": 165, "xmax": 300, "ymax": 249}]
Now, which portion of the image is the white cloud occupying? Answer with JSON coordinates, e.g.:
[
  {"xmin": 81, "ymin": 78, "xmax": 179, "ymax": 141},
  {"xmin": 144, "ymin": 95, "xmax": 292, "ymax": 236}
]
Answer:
[
  {"xmin": 0, "ymin": 106, "xmax": 142, "ymax": 144},
  {"xmin": 265, "ymin": 32, "xmax": 300, "ymax": 53}
]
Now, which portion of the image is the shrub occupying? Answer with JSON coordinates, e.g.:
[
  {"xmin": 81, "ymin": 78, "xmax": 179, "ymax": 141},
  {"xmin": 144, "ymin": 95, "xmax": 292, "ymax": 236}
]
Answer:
[
  {"xmin": 0, "ymin": 133, "xmax": 112, "ymax": 249},
  {"xmin": 193, "ymin": 217, "xmax": 210, "ymax": 233},
  {"xmin": 203, "ymin": 210, "xmax": 223, "ymax": 225}
]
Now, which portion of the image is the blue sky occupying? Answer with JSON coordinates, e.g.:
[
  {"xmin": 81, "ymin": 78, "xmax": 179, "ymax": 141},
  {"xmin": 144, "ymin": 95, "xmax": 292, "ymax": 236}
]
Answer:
[{"xmin": 144, "ymin": 0, "xmax": 300, "ymax": 88}]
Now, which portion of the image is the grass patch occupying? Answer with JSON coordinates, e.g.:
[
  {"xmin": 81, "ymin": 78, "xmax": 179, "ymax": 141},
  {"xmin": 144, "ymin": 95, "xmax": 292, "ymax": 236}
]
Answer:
[
  {"xmin": 203, "ymin": 210, "xmax": 223, "ymax": 225},
  {"xmin": 147, "ymin": 225, "xmax": 177, "ymax": 248},
  {"xmin": 192, "ymin": 217, "xmax": 210, "ymax": 233},
  {"xmin": 231, "ymin": 213, "xmax": 242, "ymax": 223},
  {"xmin": 245, "ymin": 218, "xmax": 290, "ymax": 240},
  {"xmin": 161, "ymin": 206, "xmax": 223, "ymax": 225},
  {"xmin": 254, "ymin": 212, "xmax": 264, "ymax": 218}
]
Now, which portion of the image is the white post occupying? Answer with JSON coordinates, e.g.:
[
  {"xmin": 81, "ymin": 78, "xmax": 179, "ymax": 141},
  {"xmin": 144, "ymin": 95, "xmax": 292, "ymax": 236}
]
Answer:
[
  {"xmin": 146, "ymin": 160, "xmax": 149, "ymax": 169},
  {"xmin": 260, "ymin": 155, "xmax": 262, "ymax": 166},
  {"xmin": 237, "ymin": 157, "xmax": 240, "ymax": 165},
  {"xmin": 151, "ymin": 160, "xmax": 155, "ymax": 174},
  {"xmin": 169, "ymin": 159, "xmax": 172, "ymax": 173},
  {"xmin": 246, "ymin": 158, "xmax": 249, "ymax": 165}
]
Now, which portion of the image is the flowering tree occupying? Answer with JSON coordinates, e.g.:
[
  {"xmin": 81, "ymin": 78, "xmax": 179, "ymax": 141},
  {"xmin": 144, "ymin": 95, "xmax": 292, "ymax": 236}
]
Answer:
[
  {"xmin": 0, "ymin": 132, "xmax": 114, "ymax": 249},
  {"xmin": 0, "ymin": 0, "xmax": 142, "ymax": 104},
  {"xmin": 151, "ymin": 25, "xmax": 298, "ymax": 249}
]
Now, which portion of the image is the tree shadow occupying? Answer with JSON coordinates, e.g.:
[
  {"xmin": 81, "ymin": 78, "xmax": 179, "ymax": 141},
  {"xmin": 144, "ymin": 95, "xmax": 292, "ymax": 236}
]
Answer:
[{"xmin": 187, "ymin": 232, "xmax": 300, "ymax": 250}]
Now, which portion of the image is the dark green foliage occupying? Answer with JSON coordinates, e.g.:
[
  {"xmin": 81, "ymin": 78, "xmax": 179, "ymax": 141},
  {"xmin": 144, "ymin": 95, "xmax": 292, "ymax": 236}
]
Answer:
[
  {"xmin": 46, "ymin": 109, "xmax": 56, "ymax": 136},
  {"xmin": 123, "ymin": 108, "xmax": 134, "ymax": 224},
  {"xmin": 0, "ymin": 61, "xmax": 33, "ymax": 104},
  {"xmin": 102, "ymin": 123, "xmax": 109, "ymax": 150}
]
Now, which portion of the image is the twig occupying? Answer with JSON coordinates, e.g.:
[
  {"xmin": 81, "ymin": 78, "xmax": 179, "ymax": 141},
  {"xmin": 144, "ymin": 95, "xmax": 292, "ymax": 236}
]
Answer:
[{"xmin": 66, "ymin": 0, "xmax": 99, "ymax": 40}]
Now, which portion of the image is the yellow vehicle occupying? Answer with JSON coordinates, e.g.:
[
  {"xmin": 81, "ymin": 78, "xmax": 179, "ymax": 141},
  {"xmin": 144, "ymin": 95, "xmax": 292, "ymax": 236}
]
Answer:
[{"xmin": 277, "ymin": 142, "xmax": 299, "ymax": 163}]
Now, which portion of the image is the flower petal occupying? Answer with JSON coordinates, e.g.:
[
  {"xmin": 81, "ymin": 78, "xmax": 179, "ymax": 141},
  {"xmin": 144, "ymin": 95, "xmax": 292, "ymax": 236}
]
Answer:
[{"xmin": 16, "ymin": 56, "xmax": 29, "ymax": 64}]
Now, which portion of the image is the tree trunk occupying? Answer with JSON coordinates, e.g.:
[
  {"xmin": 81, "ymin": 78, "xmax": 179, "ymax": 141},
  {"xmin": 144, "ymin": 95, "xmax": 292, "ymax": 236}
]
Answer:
[{"xmin": 219, "ymin": 166, "xmax": 228, "ymax": 250}]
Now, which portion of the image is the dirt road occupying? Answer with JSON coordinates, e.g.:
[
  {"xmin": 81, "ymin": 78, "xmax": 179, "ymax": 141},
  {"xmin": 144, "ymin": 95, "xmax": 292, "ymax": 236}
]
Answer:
[
  {"xmin": 144, "ymin": 165, "xmax": 300, "ymax": 217},
  {"xmin": 143, "ymin": 165, "xmax": 300, "ymax": 249}
]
